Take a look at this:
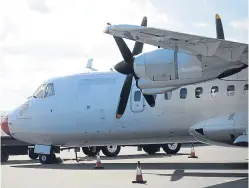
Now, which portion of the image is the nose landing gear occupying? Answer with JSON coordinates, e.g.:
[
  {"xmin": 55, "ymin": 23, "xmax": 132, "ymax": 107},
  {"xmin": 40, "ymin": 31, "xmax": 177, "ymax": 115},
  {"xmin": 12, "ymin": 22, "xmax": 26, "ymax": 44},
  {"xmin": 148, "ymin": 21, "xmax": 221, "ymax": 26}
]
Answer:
[{"xmin": 38, "ymin": 153, "xmax": 57, "ymax": 164}]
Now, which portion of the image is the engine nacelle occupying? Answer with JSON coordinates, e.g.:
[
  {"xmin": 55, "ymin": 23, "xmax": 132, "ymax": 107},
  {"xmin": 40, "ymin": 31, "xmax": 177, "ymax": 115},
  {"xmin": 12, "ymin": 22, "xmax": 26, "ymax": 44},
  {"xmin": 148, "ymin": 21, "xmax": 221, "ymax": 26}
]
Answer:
[
  {"xmin": 134, "ymin": 49, "xmax": 246, "ymax": 92},
  {"xmin": 234, "ymin": 134, "xmax": 248, "ymax": 147},
  {"xmin": 189, "ymin": 111, "xmax": 248, "ymax": 147}
]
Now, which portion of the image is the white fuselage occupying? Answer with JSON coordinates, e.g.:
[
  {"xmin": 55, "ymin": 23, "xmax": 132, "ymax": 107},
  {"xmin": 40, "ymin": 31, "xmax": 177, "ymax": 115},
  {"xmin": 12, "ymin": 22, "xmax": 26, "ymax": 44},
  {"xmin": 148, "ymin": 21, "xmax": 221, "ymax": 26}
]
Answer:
[{"xmin": 7, "ymin": 70, "xmax": 248, "ymax": 147}]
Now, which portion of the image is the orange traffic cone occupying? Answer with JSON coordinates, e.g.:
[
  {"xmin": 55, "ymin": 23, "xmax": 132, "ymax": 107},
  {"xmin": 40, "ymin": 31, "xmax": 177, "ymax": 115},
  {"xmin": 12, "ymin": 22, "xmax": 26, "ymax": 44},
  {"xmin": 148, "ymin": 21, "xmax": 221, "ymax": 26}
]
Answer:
[
  {"xmin": 132, "ymin": 161, "xmax": 147, "ymax": 184},
  {"xmin": 188, "ymin": 144, "xmax": 198, "ymax": 158},
  {"xmin": 94, "ymin": 152, "xmax": 104, "ymax": 169}
]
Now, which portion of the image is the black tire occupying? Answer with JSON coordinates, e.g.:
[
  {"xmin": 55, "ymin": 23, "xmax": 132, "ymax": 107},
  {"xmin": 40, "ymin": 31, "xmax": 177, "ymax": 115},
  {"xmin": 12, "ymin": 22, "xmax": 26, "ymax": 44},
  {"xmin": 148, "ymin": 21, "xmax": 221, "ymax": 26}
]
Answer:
[
  {"xmin": 143, "ymin": 145, "xmax": 160, "ymax": 155},
  {"xmin": 38, "ymin": 154, "xmax": 55, "ymax": 164},
  {"xmin": 28, "ymin": 148, "xmax": 39, "ymax": 160},
  {"xmin": 82, "ymin": 147, "xmax": 100, "ymax": 157},
  {"xmin": 162, "ymin": 143, "xmax": 181, "ymax": 154},
  {"xmin": 1, "ymin": 149, "xmax": 9, "ymax": 162},
  {"xmin": 102, "ymin": 145, "xmax": 121, "ymax": 157}
]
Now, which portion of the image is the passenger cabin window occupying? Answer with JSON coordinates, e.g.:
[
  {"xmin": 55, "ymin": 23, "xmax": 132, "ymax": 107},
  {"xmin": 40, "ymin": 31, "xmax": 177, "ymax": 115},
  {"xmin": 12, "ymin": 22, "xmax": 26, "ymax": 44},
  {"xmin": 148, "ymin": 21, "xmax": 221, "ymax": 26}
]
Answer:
[
  {"xmin": 195, "ymin": 87, "xmax": 203, "ymax": 98},
  {"xmin": 211, "ymin": 86, "xmax": 219, "ymax": 98},
  {"xmin": 134, "ymin": 91, "xmax": 141, "ymax": 102},
  {"xmin": 180, "ymin": 88, "xmax": 187, "ymax": 99},
  {"xmin": 244, "ymin": 84, "xmax": 248, "ymax": 95},
  {"xmin": 44, "ymin": 83, "xmax": 55, "ymax": 98},
  {"xmin": 227, "ymin": 85, "xmax": 235, "ymax": 96},
  {"xmin": 164, "ymin": 91, "xmax": 172, "ymax": 100}
]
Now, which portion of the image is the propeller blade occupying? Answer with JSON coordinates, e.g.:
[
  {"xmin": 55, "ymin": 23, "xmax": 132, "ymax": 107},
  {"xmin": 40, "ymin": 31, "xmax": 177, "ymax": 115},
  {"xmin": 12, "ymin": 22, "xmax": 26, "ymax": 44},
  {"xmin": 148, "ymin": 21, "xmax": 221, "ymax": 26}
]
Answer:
[
  {"xmin": 215, "ymin": 14, "xmax": 225, "ymax": 39},
  {"xmin": 132, "ymin": 16, "xmax": 147, "ymax": 56},
  {"xmin": 116, "ymin": 74, "xmax": 133, "ymax": 119},
  {"xmin": 113, "ymin": 36, "xmax": 133, "ymax": 63},
  {"xmin": 143, "ymin": 94, "xmax": 155, "ymax": 107}
]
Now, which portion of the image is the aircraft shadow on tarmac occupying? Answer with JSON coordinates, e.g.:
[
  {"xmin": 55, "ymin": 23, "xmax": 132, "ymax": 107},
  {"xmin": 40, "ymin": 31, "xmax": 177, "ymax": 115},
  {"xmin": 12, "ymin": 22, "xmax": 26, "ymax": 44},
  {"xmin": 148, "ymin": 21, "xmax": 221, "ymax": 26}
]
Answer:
[
  {"xmin": 144, "ymin": 169, "xmax": 248, "ymax": 180},
  {"xmin": 204, "ymin": 178, "xmax": 248, "ymax": 188},
  {"xmin": 66, "ymin": 152, "xmax": 189, "ymax": 162},
  {"xmin": 1, "ymin": 153, "xmax": 187, "ymax": 165},
  {"xmin": 1, "ymin": 159, "xmax": 39, "ymax": 165},
  {"xmin": 12, "ymin": 161, "xmax": 248, "ymax": 171},
  {"xmin": 145, "ymin": 170, "xmax": 248, "ymax": 187},
  {"xmin": 11, "ymin": 161, "xmax": 248, "ymax": 186}
]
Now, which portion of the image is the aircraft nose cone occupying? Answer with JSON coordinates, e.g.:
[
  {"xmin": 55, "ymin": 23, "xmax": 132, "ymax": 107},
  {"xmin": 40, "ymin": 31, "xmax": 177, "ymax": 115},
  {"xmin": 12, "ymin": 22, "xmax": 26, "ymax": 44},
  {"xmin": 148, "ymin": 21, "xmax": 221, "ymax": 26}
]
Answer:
[{"xmin": 1, "ymin": 116, "xmax": 11, "ymax": 136}]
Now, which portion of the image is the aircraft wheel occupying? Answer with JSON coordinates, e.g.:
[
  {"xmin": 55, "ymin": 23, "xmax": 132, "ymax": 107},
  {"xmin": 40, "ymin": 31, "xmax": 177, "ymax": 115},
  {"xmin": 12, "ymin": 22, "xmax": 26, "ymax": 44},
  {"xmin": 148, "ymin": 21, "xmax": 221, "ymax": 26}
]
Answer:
[
  {"xmin": 28, "ymin": 148, "xmax": 39, "ymax": 160},
  {"xmin": 162, "ymin": 143, "xmax": 181, "ymax": 154},
  {"xmin": 1, "ymin": 149, "xmax": 9, "ymax": 162},
  {"xmin": 143, "ymin": 145, "xmax": 160, "ymax": 155},
  {"xmin": 102, "ymin": 145, "xmax": 121, "ymax": 157},
  {"xmin": 38, "ymin": 154, "xmax": 56, "ymax": 164},
  {"xmin": 82, "ymin": 147, "xmax": 100, "ymax": 157}
]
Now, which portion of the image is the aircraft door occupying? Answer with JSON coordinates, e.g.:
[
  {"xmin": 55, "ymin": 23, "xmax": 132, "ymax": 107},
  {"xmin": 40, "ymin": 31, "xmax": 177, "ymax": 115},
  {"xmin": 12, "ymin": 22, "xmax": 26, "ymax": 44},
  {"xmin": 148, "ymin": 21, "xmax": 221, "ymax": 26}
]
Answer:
[{"xmin": 130, "ymin": 85, "xmax": 144, "ymax": 113}]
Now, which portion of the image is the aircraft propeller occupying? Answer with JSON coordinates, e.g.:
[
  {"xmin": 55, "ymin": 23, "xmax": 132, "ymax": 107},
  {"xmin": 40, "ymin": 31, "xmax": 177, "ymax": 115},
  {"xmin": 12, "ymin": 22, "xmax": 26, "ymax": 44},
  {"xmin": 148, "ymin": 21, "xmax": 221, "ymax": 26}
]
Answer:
[
  {"xmin": 215, "ymin": 14, "xmax": 225, "ymax": 39},
  {"xmin": 112, "ymin": 16, "xmax": 155, "ymax": 119},
  {"xmin": 111, "ymin": 14, "xmax": 225, "ymax": 119}
]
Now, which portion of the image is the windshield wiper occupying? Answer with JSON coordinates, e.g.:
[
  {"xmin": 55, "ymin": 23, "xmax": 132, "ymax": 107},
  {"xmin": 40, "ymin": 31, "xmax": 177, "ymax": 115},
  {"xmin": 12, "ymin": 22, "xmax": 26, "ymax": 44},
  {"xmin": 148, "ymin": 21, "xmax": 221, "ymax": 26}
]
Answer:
[{"xmin": 27, "ymin": 95, "xmax": 36, "ymax": 99}]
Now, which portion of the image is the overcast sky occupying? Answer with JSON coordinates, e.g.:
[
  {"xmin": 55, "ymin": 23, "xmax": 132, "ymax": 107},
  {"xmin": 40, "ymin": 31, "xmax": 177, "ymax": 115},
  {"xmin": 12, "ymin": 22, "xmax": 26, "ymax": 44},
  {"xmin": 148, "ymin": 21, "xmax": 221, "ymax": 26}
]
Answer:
[{"xmin": 0, "ymin": 0, "xmax": 248, "ymax": 111}]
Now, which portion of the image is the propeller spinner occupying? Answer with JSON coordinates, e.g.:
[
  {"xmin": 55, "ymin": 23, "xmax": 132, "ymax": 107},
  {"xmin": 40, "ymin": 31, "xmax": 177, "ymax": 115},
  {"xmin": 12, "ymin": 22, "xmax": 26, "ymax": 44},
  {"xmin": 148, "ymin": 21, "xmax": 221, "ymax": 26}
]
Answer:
[{"xmin": 113, "ymin": 16, "xmax": 155, "ymax": 119}]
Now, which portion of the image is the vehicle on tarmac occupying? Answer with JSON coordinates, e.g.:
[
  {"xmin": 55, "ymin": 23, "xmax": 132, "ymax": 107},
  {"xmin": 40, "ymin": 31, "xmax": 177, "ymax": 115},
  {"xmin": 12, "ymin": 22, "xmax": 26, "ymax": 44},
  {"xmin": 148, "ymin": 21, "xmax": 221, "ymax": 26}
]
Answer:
[{"xmin": 1, "ymin": 130, "xmax": 38, "ymax": 162}]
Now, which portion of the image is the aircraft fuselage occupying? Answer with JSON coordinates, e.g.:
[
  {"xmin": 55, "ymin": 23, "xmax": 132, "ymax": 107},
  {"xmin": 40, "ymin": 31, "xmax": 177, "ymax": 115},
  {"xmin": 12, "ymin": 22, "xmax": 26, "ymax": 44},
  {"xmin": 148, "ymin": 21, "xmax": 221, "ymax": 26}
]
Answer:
[{"xmin": 6, "ymin": 70, "xmax": 248, "ymax": 147}]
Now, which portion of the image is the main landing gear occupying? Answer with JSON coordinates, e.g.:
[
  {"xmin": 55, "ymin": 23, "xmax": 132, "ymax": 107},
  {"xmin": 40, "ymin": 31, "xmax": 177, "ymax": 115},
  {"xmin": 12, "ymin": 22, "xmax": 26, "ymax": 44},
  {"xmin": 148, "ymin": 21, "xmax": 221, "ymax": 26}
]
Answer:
[
  {"xmin": 82, "ymin": 147, "xmax": 100, "ymax": 157},
  {"xmin": 142, "ymin": 143, "xmax": 181, "ymax": 155},
  {"xmin": 82, "ymin": 145, "xmax": 121, "ymax": 157},
  {"xmin": 162, "ymin": 143, "xmax": 181, "ymax": 154},
  {"xmin": 102, "ymin": 145, "xmax": 121, "ymax": 157}
]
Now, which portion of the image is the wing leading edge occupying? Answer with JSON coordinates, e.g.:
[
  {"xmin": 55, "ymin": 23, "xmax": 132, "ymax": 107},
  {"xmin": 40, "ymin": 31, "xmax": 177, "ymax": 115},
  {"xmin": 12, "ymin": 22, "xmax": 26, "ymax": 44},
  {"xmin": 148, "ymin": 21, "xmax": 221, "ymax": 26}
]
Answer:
[{"xmin": 104, "ymin": 24, "xmax": 248, "ymax": 65}]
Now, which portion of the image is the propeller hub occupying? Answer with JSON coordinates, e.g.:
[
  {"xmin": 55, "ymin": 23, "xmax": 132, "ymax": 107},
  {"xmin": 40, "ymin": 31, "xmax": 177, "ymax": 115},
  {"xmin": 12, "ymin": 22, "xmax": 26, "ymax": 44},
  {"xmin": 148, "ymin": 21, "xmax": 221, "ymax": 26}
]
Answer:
[{"xmin": 114, "ymin": 60, "xmax": 134, "ymax": 75}]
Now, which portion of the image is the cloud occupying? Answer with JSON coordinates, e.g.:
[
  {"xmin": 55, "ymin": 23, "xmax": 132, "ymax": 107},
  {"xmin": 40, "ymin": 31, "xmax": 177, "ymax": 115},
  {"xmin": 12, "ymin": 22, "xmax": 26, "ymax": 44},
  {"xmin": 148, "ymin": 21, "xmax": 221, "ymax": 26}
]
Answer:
[
  {"xmin": 1, "ymin": 43, "xmax": 86, "ymax": 60},
  {"xmin": 27, "ymin": 0, "xmax": 50, "ymax": 13},
  {"xmin": 229, "ymin": 18, "xmax": 249, "ymax": 30},
  {"xmin": 192, "ymin": 22, "xmax": 211, "ymax": 28},
  {"xmin": 0, "ymin": 0, "xmax": 248, "ymax": 111},
  {"xmin": 0, "ymin": 18, "xmax": 19, "ymax": 42}
]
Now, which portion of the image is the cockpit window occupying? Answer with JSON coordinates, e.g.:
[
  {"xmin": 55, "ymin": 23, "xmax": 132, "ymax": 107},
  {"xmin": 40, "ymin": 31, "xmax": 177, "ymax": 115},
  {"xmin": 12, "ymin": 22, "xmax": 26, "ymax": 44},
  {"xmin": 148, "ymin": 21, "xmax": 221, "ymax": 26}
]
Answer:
[
  {"xmin": 33, "ymin": 83, "xmax": 55, "ymax": 98},
  {"xmin": 44, "ymin": 83, "xmax": 55, "ymax": 98},
  {"xmin": 33, "ymin": 84, "xmax": 46, "ymax": 98}
]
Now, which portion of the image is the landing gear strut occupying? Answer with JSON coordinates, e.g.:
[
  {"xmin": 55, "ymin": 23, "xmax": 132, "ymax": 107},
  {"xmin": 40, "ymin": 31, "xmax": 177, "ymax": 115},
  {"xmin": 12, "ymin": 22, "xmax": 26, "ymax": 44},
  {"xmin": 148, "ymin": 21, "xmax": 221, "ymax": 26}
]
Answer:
[{"xmin": 28, "ymin": 148, "xmax": 39, "ymax": 160}]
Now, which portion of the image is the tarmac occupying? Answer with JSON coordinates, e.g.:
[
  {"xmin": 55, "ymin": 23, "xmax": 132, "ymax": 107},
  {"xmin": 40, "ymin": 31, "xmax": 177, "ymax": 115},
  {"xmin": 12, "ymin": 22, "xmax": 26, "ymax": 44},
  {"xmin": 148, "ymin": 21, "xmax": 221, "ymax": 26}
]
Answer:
[{"xmin": 1, "ymin": 144, "xmax": 248, "ymax": 188}]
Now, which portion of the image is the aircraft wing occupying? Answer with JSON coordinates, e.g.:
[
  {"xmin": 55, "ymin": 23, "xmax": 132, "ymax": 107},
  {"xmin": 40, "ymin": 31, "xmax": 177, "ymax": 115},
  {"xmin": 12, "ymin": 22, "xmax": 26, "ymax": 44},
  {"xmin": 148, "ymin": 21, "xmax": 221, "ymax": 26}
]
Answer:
[{"xmin": 104, "ymin": 24, "xmax": 248, "ymax": 64}]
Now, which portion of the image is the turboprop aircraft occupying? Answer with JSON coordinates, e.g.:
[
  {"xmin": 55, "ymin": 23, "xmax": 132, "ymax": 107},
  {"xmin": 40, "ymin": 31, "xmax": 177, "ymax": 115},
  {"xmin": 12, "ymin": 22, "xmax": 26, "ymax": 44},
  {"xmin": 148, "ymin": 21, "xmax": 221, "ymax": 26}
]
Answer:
[{"xmin": 1, "ymin": 14, "xmax": 248, "ymax": 164}]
